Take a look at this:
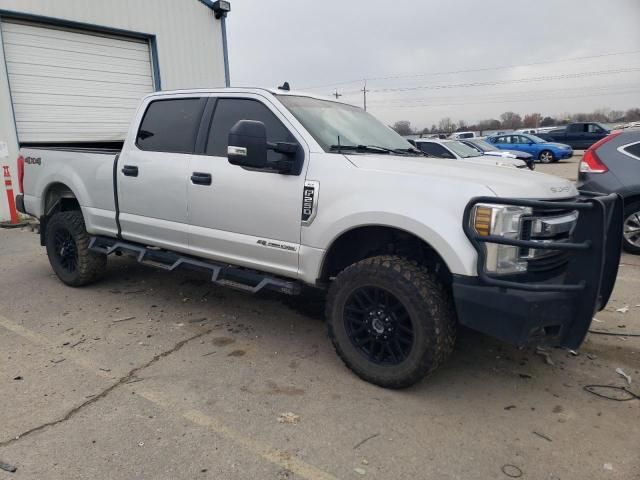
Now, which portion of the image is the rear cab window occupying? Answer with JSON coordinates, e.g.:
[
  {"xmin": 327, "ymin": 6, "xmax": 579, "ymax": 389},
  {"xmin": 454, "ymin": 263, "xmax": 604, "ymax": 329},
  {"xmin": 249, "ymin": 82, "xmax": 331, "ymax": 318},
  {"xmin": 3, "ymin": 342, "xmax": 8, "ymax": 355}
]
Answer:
[
  {"xmin": 136, "ymin": 98, "xmax": 207, "ymax": 153},
  {"xmin": 418, "ymin": 142, "xmax": 453, "ymax": 158}
]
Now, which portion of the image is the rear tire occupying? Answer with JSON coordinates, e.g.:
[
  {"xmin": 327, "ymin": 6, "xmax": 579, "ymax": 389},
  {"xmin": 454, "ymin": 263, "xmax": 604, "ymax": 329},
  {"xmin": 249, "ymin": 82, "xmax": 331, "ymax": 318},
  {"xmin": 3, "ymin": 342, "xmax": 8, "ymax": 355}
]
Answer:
[
  {"xmin": 326, "ymin": 255, "xmax": 456, "ymax": 389},
  {"xmin": 623, "ymin": 201, "xmax": 640, "ymax": 255},
  {"xmin": 46, "ymin": 211, "xmax": 107, "ymax": 286},
  {"xmin": 539, "ymin": 150, "xmax": 554, "ymax": 163}
]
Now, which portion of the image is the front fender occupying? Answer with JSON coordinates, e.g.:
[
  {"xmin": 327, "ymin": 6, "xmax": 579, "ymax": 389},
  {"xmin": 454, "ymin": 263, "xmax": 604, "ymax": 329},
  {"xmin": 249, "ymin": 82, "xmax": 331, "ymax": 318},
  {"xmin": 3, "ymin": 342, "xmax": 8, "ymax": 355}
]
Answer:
[{"xmin": 306, "ymin": 210, "xmax": 478, "ymax": 279}]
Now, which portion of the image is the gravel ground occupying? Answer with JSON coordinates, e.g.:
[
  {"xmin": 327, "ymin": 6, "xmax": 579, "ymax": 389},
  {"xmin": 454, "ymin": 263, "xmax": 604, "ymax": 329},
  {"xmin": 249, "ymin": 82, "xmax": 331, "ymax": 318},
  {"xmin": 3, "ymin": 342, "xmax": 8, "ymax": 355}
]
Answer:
[{"xmin": 1, "ymin": 157, "xmax": 638, "ymax": 479}]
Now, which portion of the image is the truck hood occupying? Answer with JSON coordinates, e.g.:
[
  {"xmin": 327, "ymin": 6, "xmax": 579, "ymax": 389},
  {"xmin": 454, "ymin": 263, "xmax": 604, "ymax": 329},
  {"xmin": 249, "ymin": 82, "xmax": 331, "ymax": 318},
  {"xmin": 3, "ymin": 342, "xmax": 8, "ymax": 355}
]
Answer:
[{"xmin": 345, "ymin": 153, "xmax": 578, "ymax": 199}]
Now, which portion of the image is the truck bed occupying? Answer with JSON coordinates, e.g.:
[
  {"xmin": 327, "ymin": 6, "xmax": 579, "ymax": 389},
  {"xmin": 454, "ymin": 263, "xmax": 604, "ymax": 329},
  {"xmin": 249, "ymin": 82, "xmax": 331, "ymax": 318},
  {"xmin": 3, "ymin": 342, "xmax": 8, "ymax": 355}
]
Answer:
[{"xmin": 21, "ymin": 144, "xmax": 121, "ymax": 239}]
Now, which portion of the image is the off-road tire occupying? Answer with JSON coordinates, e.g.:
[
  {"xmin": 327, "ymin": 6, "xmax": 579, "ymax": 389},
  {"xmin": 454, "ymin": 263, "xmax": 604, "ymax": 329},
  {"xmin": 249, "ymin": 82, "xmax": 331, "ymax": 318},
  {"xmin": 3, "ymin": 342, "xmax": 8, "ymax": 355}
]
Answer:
[
  {"xmin": 538, "ymin": 150, "xmax": 555, "ymax": 163},
  {"xmin": 326, "ymin": 255, "xmax": 456, "ymax": 389},
  {"xmin": 622, "ymin": 201, "xmax": 640, "ymax": 255},
  {"xmin": 46, "ymin": 211, "xmax": 107, "ymax": 286}
]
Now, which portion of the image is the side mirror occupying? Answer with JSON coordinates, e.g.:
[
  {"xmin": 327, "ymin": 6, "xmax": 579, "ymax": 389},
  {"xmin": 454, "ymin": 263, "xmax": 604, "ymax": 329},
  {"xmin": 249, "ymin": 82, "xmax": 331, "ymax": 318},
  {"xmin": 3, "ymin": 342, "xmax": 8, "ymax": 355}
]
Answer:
[
  {"xmin": 228, "ymin": 120, "xmax": 269, "ymax": 169},
  {"xmin": 227, "ymin": 119, "xmax": 299, "ymax": 174}
]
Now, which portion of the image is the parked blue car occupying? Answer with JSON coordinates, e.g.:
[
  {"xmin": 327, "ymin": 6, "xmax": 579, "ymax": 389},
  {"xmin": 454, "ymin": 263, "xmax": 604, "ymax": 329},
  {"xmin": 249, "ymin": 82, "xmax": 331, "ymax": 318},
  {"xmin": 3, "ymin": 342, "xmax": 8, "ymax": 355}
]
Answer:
[{"xmin": 486, "ymin": 133, "xmax": 573, "ymax": 163}]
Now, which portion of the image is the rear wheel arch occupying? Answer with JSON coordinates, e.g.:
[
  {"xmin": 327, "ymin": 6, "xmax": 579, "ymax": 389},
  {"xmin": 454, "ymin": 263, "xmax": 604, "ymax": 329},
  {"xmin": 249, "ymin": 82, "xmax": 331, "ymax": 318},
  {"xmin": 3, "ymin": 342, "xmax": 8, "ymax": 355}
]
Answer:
[
  {"xmin": 41, "ymin": 182, "xmax": 82, "ymax": 245},
  {"xmin": 43, "ymin": 182, "xmax": 81, "ymax": 215}
]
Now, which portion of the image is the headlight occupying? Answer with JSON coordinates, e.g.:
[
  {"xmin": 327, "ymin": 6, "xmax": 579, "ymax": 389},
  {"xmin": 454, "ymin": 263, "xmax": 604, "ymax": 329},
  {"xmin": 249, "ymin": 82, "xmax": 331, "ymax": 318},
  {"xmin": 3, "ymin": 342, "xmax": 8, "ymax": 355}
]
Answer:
[{"xmin": 472, "ymin": 204, "xmax": 532, "ymax": 274}]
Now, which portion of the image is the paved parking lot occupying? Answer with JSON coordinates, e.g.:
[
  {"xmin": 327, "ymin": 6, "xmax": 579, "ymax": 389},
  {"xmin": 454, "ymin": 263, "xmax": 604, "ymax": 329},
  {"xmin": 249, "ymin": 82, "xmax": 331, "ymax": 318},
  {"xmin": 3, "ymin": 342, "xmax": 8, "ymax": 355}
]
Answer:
[
  {"xmin": 535, "ymin": 151, "xmax": 583, "ymax": 181},
  {"xmin": 1, "ymin": 157, "xmax": 638, "ymax": 479}
]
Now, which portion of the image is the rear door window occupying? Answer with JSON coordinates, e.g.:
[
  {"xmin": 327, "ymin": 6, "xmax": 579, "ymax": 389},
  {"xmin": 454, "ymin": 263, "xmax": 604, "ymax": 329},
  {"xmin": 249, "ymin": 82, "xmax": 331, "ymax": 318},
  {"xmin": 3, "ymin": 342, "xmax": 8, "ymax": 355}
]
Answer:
[
  {"xmin": 136, "ymin": 98, "xmax": 206, "ymax": 153},
  {"xmin": 206, "ymin": 98, "xmax": 296, "ymax": 160}
]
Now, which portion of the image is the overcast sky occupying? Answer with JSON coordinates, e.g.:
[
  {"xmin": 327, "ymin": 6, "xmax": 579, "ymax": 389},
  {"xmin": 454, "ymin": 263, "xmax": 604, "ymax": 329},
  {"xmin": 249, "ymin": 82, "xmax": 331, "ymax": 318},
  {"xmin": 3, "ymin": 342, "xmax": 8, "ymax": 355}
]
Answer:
[{"xmin": 227, "ymin": 0, "xmax": 640, "ymax": 129}]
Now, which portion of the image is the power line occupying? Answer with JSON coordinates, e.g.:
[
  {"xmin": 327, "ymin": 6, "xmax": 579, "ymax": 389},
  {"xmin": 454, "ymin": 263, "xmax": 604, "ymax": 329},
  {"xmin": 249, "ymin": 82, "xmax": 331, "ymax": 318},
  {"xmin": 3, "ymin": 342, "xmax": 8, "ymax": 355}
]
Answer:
[
  {"xmin": 301, "ymin": 49, "xmax": 640, "ymax": 90},
  {"xmin": 366, "ymin": 88, "xmax": 640, "ymax": 109},
  {"xmin": 366, "ymin": 82, "xmax": 640, "ymax": 106},
  {"xmin": 364, "ymin": 67, "xmax": 640, "ymax": 94}
]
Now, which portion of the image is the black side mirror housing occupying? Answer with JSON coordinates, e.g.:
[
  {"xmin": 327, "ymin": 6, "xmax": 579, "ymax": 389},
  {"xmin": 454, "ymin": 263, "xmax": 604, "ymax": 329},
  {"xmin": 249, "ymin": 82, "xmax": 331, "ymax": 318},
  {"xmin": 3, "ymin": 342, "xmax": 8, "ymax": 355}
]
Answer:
[
  {"xmin": 227, "ymin": 120, "xmax": 269, "ymax": 169},
  {"xmin": 228, "ymin": 120, "xmax": 300, "ymax": 174}
]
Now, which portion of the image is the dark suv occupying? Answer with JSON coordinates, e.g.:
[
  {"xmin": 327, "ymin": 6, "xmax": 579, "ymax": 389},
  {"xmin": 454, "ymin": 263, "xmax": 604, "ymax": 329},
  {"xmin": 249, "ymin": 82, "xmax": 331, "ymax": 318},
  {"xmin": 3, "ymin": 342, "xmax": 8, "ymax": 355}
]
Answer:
[{"xmin": 578, "ymin": 130, "xmax": 640, "ymax": 254}]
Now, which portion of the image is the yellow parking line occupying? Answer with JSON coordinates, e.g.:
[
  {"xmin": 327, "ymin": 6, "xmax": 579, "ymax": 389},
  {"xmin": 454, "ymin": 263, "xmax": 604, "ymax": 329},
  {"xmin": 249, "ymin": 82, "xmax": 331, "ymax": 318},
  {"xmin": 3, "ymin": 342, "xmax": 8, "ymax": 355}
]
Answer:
[
  {"xmin": 0, "ymin": 313, "xmax": 338, "ymax": 480},
  {"xmin": 0, "ymin": 314, "xmax": 113, "ymax": 379}
]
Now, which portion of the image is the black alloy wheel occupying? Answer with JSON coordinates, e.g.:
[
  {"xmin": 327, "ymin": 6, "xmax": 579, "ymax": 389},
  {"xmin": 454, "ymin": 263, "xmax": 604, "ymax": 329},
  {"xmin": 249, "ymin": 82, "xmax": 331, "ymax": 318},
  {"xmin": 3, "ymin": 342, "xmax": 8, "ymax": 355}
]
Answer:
[
  {"xmin": 53, "ymin": 229, "xmax": 79, "ymax": 273},
  {"xmin": 344, "ymin": 286, "xmax": 414, "ymax": 365}
]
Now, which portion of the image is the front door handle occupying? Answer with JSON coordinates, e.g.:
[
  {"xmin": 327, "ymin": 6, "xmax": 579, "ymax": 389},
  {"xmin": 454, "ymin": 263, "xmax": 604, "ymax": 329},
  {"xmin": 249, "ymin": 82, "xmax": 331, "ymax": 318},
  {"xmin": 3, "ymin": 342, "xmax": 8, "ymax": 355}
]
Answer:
[
  {"xmin": 191, "ymin": 172, "xmax": 212, "ymax": 186},
  {"xmin": 122, "ymin": 165, "xmax": 138, "ymax": 177}
]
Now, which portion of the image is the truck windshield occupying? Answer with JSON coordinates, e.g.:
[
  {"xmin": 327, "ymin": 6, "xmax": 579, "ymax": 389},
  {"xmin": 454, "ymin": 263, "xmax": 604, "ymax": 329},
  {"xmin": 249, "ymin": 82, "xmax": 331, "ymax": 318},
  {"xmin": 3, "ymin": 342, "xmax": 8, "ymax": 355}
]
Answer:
[
  {"xmin": 445, "ymin": 141, "xmax": 482, "ymax": 158},
  {"xmin": 277, "ymin": 95, "xmax": 413, "ymax": 152}
]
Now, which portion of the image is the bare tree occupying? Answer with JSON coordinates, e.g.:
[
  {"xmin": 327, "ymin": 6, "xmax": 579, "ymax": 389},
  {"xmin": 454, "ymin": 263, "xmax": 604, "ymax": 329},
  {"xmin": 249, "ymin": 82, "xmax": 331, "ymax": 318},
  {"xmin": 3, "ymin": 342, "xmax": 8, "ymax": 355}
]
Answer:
[
  {"xmin": 522, "ymin": 113, "xmax": 542, "ymax": 128},
  {"xmin": 391, "ymin": 120, "xmax": 413, "ymax": 136},
  {"xmin": 438, "ymin": 117, "xmax": 455, "ymax": 133},
  {"xmin": 477, "ymin": 119, "xmax": 501, "ymax": 131},
  {"xmin": 608, "ymin": 110, "xmax": 624, "ymax": 122},
  {"xmin": 624, "ymin": 108, "xmax": 640, "ymax": 122},
  {"xmin": 540, "ymin": 116, "xmax": 556, "ymax": 127},
  {"xmin": 499, "ymin": 112, "xmax": 522, "ymax": 129}
]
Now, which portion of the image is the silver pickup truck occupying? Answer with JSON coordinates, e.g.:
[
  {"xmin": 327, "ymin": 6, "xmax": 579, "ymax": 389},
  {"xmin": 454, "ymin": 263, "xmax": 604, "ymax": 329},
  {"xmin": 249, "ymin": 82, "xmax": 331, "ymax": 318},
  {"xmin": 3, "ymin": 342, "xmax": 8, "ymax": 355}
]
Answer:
[{"xmin": 15, "ymin": 88, "xmax": 623, "ymax": 388}]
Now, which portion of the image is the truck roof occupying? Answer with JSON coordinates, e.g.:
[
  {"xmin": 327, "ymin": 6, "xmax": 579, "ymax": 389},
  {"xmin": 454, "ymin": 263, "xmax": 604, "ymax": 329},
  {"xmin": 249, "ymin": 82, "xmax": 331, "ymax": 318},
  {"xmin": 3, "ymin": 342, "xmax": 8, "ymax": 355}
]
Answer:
[{"xmin": 143, "ymin": 87, "xmax": 350, "ymax": 106}]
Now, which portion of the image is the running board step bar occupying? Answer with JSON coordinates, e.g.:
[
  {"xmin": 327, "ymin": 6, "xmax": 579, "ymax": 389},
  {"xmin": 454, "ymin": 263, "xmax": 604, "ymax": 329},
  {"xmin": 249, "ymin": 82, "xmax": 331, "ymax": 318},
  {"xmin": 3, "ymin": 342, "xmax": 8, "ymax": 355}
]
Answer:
[{"xmin": 88, "ymin": 236, "xmax": 301, "ymax": 296}]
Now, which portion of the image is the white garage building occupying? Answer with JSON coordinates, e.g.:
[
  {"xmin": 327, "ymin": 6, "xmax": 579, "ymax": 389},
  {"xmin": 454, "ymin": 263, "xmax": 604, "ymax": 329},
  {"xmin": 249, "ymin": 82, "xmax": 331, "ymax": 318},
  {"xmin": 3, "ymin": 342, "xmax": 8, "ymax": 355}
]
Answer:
[{"xmin": 0, "ymin": 0, "xmax": 229, "ymax": 221}]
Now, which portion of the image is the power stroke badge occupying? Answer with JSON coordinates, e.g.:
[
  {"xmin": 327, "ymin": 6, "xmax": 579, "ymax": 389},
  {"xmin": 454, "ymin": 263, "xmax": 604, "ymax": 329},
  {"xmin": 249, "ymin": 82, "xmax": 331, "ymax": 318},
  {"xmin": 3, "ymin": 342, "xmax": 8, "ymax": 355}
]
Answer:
[{"xmin": 301, "ymin": 180, "xmax": 319, "ymax": 225}]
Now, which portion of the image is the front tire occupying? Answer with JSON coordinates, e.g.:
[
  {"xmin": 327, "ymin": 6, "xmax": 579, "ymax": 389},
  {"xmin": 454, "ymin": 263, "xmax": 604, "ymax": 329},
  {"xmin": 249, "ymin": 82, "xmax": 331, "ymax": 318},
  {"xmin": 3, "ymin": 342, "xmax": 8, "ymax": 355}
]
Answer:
[
  {"xmin": 46, "ymin": 211, "xmax": 107, "ymax": 286},
  {"xmin": 623, "ymin": 201, "xmax": 640, "ymax": 255},
  {"xmin": 326, "ymin": 256, "xmax": 456, "ymax": 389},
  {"xmin": 539, "ymin": 150, "xmax": 555, "ymax": 163}
]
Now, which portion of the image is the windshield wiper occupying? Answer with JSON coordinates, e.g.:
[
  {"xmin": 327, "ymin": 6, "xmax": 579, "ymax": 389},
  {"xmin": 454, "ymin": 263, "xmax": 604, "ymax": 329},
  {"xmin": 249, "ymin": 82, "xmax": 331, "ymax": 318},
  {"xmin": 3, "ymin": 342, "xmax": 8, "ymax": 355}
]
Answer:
[
  {"xmin": 330, "ymin": 144, "xmax": 418, "ymax": 155},
  {"xmin": 330, "ymin": 144, "xmax": 390, "ymax": 154}
]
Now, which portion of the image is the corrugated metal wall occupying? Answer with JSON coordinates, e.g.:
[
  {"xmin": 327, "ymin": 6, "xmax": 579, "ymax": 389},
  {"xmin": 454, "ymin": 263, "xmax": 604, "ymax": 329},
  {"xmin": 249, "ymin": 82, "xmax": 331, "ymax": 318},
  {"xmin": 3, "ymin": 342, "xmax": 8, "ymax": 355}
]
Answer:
[
  {"xmin": 2, "ymin": 20, "xmax": 156, "ymax": 142},
  {"xmin": 0, "ymin": 0, "xmax": 227, "ymax": 219}
]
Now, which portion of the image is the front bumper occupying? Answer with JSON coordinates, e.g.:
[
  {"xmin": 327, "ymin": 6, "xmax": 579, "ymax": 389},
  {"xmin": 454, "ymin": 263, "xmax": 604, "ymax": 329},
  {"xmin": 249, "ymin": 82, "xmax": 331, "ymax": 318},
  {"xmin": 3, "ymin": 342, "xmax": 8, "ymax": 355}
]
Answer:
[
  {"xmin": 453, "ymin": 192, "xmax": 623, "ymax": 349},
  {"xmin": 560, "ymin": 150, "xmax": 573, "ymax": 159}
]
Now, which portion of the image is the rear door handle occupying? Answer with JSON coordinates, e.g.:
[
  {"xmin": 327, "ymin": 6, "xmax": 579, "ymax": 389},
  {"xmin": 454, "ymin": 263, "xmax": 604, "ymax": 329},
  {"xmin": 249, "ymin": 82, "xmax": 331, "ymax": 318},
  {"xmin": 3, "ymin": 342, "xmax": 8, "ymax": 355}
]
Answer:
[
  {"xmin": 191, "ymin": 172, "xmax": 212, "ymax": 186},
  {"xmin": 122, "ymin": 165, "xmax": 138, "ymax": 177}
]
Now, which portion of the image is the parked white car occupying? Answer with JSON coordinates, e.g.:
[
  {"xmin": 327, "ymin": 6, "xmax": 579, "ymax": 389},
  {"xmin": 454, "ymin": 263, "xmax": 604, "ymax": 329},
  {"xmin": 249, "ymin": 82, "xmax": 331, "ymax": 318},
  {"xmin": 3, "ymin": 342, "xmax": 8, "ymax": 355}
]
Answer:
[
  {"xmin": 414, "ymin": 139, "xmax": 528, "ymax": 169},
  {"xmin": 448, "ymin": 131, "xmax": 476, "ymax": 139}
]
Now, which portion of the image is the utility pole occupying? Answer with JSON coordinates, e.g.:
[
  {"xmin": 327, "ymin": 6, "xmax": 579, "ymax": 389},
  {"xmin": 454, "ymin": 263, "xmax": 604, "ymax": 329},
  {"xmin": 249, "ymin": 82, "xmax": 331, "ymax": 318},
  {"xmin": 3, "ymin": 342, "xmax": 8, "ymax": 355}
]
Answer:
[
  {"xmin": 332, "ymin": 89, "xmax": 342, "ymax": 100},
  {"xmin": 361, "ymin": 80, "xmax": 369, "ymax": 111}
]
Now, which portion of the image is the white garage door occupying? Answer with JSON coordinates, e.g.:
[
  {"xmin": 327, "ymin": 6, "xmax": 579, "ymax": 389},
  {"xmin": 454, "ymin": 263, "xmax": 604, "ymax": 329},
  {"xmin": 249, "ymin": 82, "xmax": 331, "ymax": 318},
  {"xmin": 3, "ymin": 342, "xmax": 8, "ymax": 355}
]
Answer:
[{"xmin": 1, "ymin": 20, "xmax": 155, "ymax": 143}]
